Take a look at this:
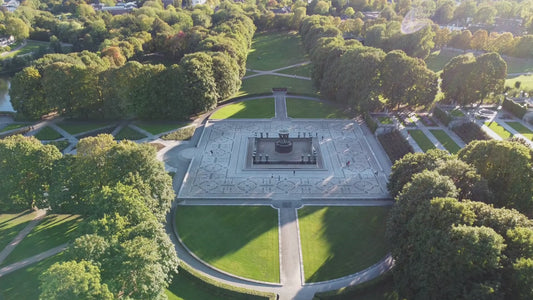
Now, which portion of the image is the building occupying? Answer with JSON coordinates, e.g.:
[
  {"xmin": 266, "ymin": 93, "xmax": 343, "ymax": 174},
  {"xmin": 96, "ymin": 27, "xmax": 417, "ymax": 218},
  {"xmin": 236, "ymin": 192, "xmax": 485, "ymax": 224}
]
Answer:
[{"xmin": 2, "ymin": 0, "xmax": 20, "ymax": 12}]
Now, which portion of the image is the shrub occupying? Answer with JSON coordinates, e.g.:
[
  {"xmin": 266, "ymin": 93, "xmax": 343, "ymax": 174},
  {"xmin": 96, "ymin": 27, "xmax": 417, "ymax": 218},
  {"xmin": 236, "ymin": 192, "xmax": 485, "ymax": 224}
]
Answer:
[
  {"xmin": 502, "ymin": 98, "xmax": 527, "ymax": 119},
  {"xmin": 452, "ymin": 122, "xmax": 491, "ymax": 144},
  {"xmin": 433, "ymin": 106, "xmax": 452, "ymax": 126},
  {"xmin": 364, "ymin": 113, "xmax": 378, "ymax": 133},
  {"xmin": 161, "ymin": 126, "xmax": 195, "ymax": 140},
  {"xmin": 378, "ymin": 130, "xmax": 414, "ymax": 162}
]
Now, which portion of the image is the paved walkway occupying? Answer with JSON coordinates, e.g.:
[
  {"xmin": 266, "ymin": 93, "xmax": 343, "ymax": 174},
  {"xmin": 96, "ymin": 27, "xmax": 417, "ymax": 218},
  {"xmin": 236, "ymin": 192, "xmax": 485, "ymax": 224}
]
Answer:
[
  {"xmin": 274, "ymin": 91, "xmax": 289, "ymax": 120},
  {"xmin": 0, "ymin": 244, "xmax": 68, "ymax": 278},
  {"xmin": 244, "ymin": 61, "xmax": 312, "ymax": 81},
  {"xmin": 0, "ymin": 210, "xmax": 46, "ymax": 265}
]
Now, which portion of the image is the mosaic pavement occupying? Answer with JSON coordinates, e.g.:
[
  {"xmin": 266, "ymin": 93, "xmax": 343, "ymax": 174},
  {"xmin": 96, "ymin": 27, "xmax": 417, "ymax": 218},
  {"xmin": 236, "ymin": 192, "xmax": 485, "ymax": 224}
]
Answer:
[{"xmin": 177, "ymin": 119, "xmax": 391, "ymax": 200}]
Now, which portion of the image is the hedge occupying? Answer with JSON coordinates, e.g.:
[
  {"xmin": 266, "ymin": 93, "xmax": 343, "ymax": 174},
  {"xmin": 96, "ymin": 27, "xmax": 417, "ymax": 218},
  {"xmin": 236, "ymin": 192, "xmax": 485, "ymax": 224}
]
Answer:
[
  {"xmin": 377, "ymin": 130, "xmax": 414, "ymax": 162},
  {"xmin": 364, "ymin": 113, "xmax": 378, "ymax": 133},
  {"xmin": 313, "ymin": 271, "xmax": 396, "ymax": 300},
  {"xmin": 452, "ymin": 122, "xmax": 491, "ymax": 144},
  {"xmin": 433, "ymin": 106, "xmax": 452, "ymax": 126},
  {"xmin": 502, "ymin": 98, "xmax": 527, "ymax": 119}
]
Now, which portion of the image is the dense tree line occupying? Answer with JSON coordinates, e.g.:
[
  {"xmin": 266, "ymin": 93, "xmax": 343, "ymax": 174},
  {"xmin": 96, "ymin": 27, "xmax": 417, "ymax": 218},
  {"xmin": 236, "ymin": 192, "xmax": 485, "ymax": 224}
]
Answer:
[
  {"xmin": 387, "ymin": 142, "xmax": 533, "ymax": 299},
  {"xmin": 300, "ymin": 15, "xmax": 437, "ymax": 111},
  {"xmin": 0, "ymin": 134, "xmax": 178, "ymax": 299},
  {"xmin": 10, "ymin": 3, "xmax": 254, "ymax": 120}
]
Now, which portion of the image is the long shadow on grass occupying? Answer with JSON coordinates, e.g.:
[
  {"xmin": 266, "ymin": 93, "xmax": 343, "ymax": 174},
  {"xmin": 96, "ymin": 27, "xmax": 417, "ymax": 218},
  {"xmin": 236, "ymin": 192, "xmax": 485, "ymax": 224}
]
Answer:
[
  {"xmin": 301, "ymin": 206, "xmax": 391, "ymax": 283},
  {"xmin": 176, "ymin": 206, "xmax": 278, "ymax": 262},
  {"xmin": 0, "ymin": 211, "xmax": 32, "ymax": 227}
]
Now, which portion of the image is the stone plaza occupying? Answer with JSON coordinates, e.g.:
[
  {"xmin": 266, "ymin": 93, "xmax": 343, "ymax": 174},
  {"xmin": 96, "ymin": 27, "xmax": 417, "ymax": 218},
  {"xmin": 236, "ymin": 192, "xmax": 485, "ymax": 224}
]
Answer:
[{"xmin": 178, "ymin": 118, "xmax": 391, "ymax": 200}]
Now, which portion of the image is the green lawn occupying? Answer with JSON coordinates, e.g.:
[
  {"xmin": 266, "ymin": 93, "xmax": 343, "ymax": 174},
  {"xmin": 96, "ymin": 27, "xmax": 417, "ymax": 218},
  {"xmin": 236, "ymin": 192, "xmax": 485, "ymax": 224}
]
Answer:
[
  {"xmin": 449, "ymin": 109, "xmax": 465, "ymax": 117},
  {"xmin": 0, "ymin": 211, "xmax": 39, "ymax": 251},
  {"xmin": 0, "ymin": 253, "xmax": 64, "ymax": 299},
  {"xmin": 247, "ymin": 31, "xmax": 307, "ymax": 70},
  {"xmin": 237, "ymin": 75, "xmax": 316, "ymax": 97},
  {"xmin": 133, "ymin": 122, "xmax": 188, "ymax": 135},
  {"xmin": 34, "ymin": 126, "xmax": 62, "ymax": 140},
  {"xmin": 408, "ymin": 130, "xmax": 436, "ymax": 152},
  {"xmin": 0, "ymin": 40, "xmax": 49, "ymax": 60},
  {"xmin": 56, "ymin": 121, "xmax": 112, "ymax": 135},
  {"xmin": 484, "ymin": 121, "xmax": 513, "ymax": 139},
  {"xmin": 429, "ymin": 129, "xmax": 462, "ymax": 154},
  {"xmin": 298, "ymin": 206, "xmax": 390, "ymax": 282},
  {"xmin": 314, "ymin": 273, "xmax": 398, "ymax": 300},
  {"xmin": 506, "ymin": 74, "xmax": 533, "ymax": 91},
  {"xmin": 176, "ymin": 206, "xmax": 279, "ymax": 283},
  {"xmin": 46, "ymin": 140, "xmax": 70, "ymax": 152},
  {"xmin": 211, "ymin": 98, "xmax": 275, "ymax": 119},
  {"xmin": 277, "ymin": 63, "xmax": 312, "ymax": 77},
  {"xmin": 377, "ymin": 116, "xmax": 393, "ymax": 124},
  {"xmin": 506, "ymin": 121, "xmax": 533, "ymax": 140},
  {"xmin": 286, "ymin": 98, "xmax": 347, "ymax": 119},
  {"xmin": 1, "ymin": 214, "xmax": 82, "ymax": 266},
  {"xmin": 0, "ymin": 123, "xmax": 30, "ymax": 132},
  {"xmin": 425, "ymin": 48, "xmax": 533, "ymax": 74},
  {"xmin": 114, "ymin": 126, "xmax": 147, "ymax": 140}
]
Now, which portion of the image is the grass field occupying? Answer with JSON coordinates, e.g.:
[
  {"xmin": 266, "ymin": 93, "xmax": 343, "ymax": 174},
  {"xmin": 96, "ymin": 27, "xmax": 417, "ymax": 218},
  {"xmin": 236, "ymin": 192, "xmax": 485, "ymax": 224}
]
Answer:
[
  {"xmin": 211, "ymin": 98, "xmax": 275, "ymax": 119},
  {"xmin": 0, "ymin": 211, "xmax": 39, "ymax": 251},
  {"xmin": 506, "ymin": 74, "xmax": 533, "ymax": 91},
  {"xmin": 133, "ymin": 122, "xmax": 188, "ymax": 135},
  {"xmin": 56, "ymin": 121, "xmax": 112, "ymax": 135},
  {"xmin": 299, "ymin": 206, "xmax": 390, "ymax": 282},
  {"xmin": 484, "ymin": 121, "xmax": 513, "ymax": 139},
  {"xmin": 34, "ymin": 126, "xmax": 62, "ymax": 140},
  {"xmin": 114, "ymin": 126, "xmax": 146, "ymax": 140},
  {"xmin": 176, "ymin": 206, "xmax": 279, "ymax": 283},
  {"xmin": 238, "ymin": 75, "xmax": 316, "ymax": 97},
  {"xmin": 0, "ymin": 214, "xmax": 82, "ymax": 266},
  {"xmin": 425, "ymin": 48, "xmax": 533, "ymax": 74},
  {"xmin": 247, "ymin": 32, "xmax": 307, "ymax": 70},
  {"xmin": 286, "ymin": 98, "xmax": 347, "ymax": 119},
  {"xmin": 506, "ymin": 121, "xmax": 533, "ymax": 140},
  {"xmin": 408, "ymin": 130, "xmax": 436, "ymax": 152},
  {"xmin": 0, "ymin": 253, "xmax": 64, "ymax": 299},
  {"xmin": 377, "ymin": 116, "xmax": 393, "ymax": 124},
  {"xmin": 0, "ymin": 123, "xmax": 30, "ymax": 132},
  {"xmin": 0, "ymin": 40, "xmax": 49, "ymax": 60},
  {"xmin": 429, "ymin": 129, "xmax": 461, "ymax": 154},
  {"xmin": 278, "ymin": 63, "xmax": 312, "ymax": 77}
]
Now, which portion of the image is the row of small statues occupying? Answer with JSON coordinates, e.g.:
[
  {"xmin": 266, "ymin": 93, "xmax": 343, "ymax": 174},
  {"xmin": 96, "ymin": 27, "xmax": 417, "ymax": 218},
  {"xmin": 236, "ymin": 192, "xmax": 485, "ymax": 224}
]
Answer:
[
  {"xmin": 252, "ymin": 151, "xmax": 318, "ymax": 164},
  {"xmin": 253, "ymin": 132, "xmax": 319, "ymax": 138}
]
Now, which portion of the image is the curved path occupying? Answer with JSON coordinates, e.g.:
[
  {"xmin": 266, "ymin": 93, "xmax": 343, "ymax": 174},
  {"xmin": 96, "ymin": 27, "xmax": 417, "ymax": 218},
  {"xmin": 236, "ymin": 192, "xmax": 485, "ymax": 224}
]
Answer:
[{"xmin": 163, "ymin": 92, "xmax": 394, "ymax": 300}]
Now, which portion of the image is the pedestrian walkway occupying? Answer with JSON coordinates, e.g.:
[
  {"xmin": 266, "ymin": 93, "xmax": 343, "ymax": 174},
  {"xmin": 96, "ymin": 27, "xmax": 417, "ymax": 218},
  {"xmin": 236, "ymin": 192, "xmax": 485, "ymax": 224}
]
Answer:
[
  {"xmin": 274, "ymin": 91, "xmax": 289, "ymax": 120},
  {"xmin": 0, "ymin": 209, "xmax": 46, "ymax": 265},
  {"xmin": 244, "ymin": 61, "xmax": 312, "ymax": 81},
  {"xmin": 0, "ymin": 244, "xmax": 68, "ymax": 278}
]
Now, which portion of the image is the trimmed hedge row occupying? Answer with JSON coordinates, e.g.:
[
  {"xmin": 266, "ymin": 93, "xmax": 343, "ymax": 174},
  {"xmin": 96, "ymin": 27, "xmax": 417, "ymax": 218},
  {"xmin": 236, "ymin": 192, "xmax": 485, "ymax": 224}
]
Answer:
[
  {"xmin": 313, "ymin": 272, "xmax": 396, "ymax": 300},
  {"xmin": 378, "ymin": 130, "xmax": 414, "ymax": 162},
  {"xmin": 502, "ymin": 98, "xmax": 527, "ymax": 119},
  {"xmin": 433, "ymin": 106, "xmax": 452, "ymax": 126},
  {"xmin": 452, "ymin": 122, "xmax": 491, "ymax": 144},
  {"xmin": 161, "ymin": 126, "xmax": 196, "ymax": 141},
  {"xmin": 364, "ymin": 113, "xmax": 378, "ymax": 133}
]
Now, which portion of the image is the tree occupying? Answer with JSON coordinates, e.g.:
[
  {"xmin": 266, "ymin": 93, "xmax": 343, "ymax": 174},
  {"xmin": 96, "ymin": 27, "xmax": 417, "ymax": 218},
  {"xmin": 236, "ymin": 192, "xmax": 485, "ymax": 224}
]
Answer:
[
  {"xmin": 471, "ymin": 29, "xmax": 488, "ymax": 51},
  {"xmin": 210, "ymin": 51, "xmax": 241, "ymax": 101},
  {"xmin": 180, "ymin": 52, "xmax": 218, "ymax": 113},
  {"xmin": 10, "ymin": 67, "xmax": 51, "ymax": 119},
  {"xmin": 510, "ymin": 258, "xmax": 533, "ymax": 299},
  {"xmin": 5, "ymin": 17, "xmax": 29, "ymax": 41},
  {"xmin": 40, "ymin": 260, "xmax": 113, "ymax": 300},
  {"xmin": 0, "ymin": 135, "xmax": 62, "ymax": 212},
  {"xmin": 459, "ymin": 140, "xmax": 533, "ymax": 216},
  {"xmin": 380, "ymin": 50, "xmax": 438, "ymax": 108}
]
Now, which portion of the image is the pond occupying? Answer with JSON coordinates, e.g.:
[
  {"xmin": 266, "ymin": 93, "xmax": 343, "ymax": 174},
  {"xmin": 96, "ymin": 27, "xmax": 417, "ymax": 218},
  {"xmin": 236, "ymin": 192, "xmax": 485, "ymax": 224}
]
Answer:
[{"xmin": 0, "ymin": 77, "xmax": 14, "ymax": 112}]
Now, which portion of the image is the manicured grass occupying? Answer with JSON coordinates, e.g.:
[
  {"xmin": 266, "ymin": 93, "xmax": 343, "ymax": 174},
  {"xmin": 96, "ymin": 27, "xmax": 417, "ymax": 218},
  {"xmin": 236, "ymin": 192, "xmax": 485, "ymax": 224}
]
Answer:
[
  {"xmin": 176, "ymin": 206, "xmax": 280, "ymax": 283},
  {"xmin": 278, "ymin": 63, "xmax": 312, "ymax": 77},
  {"xmin": 506, "ymin": 121, "xmax": 533, "ymax": 140},
  {"xmin": 47, "ymin": 140, "xmax": 70, "ymax": 152},
  {"xmin": 286, "ymin": 98, "xmax": 347, "ymax": 119},
  {"xmin": 247, "ymin": 31, "xmax": 307, "ymax": 70},
  {"xmin": 408, "ymin": 129, "xmax": 436, "ymax": 152},
  {"xmin": 298, "ymin": 206, "xmax": 390, "ymax": 282},
  {"xmin": 238, "ymin": 75, "xmax": 316, "ymax": 97},
  {"xmin": 114, "ymin": 126, "xmax": 147, "ymax": 140},
  {"xmin": 0, "ymin": 123, "xmax": 29, "ymax": 132},
  {"xmin": 506, "ymin": 74, "xmax": 533, "ymax": 91},
  {"xmin": 0, "ymin": 211, "xmax": 39, "ymax": 251},
  {"xmin": 429, "ymin": 129, "xmax": 461, "ymax": 154},
  {"xmin": 0, "ymin": 40, "xmax": 49, "ymax": 60},
  {"xmin": 34, "ymin": 126, "xmax": 62, "ymax": 140},
  {"xmin": 56, "ymin": 121, "xmax": 112, "ymax": 135},
  {"xmin": 211, "ymin": 98, "xmax": 275, "ymax": 119},
  {"xmin": 1, "ymin": 214, "xmax": 82, "ymax": 266},
  {"xmin": 377, "ymin": 116, "xmax": 393, "ymax": 124},
  {"xmin": 484, "ymin": 121, "xmax": 513, "ymax": 139},
  {"xmin": 0, "ymin": 253, "xmax": 64, "ymax": 299},
  {"xmin": 314, "ymin": 272, "xmax": 398, "ymax": 300},
  {"xmin": 133, "ymin": 122, "xmax": 188, "ymax": 135},
  {"xmin": 425, "ymin": 48, "xmax": 533, "ymax": 74},
  {"xmin": 449, "ymin": 109, "xmax": 465, "ymax": 117}
]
